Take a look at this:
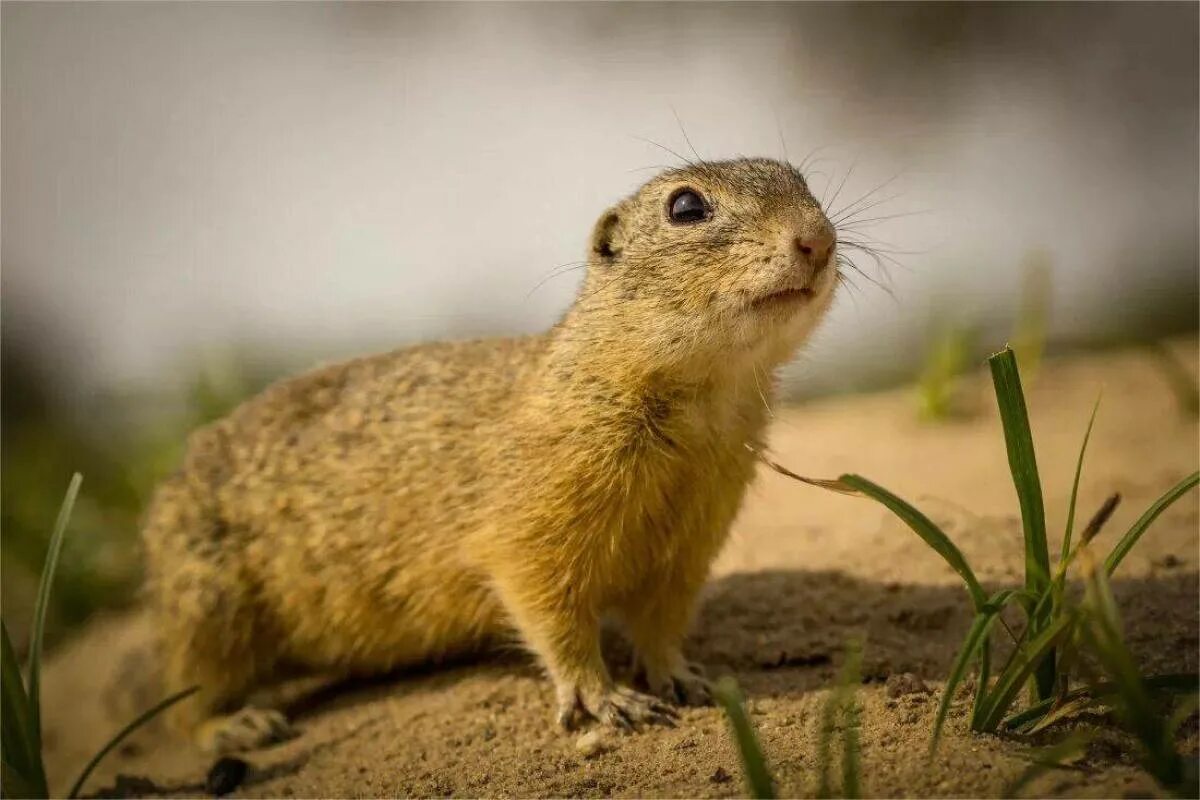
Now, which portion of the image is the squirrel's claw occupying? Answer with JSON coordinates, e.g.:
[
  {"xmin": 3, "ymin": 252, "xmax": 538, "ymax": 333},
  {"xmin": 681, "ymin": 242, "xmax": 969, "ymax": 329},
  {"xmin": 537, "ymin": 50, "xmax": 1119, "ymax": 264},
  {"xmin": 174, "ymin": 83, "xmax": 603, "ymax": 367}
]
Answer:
[{"xmin": 556, "ymin": 683, "xmax": 678, "ymax": 733}]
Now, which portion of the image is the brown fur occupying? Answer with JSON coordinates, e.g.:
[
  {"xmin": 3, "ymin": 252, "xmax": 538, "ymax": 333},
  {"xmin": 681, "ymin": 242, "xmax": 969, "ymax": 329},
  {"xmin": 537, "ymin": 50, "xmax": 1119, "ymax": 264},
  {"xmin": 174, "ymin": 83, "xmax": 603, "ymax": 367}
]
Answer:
[{"xmin": 141, "ymin": 158, "xmax": 838, "ymax": 750}]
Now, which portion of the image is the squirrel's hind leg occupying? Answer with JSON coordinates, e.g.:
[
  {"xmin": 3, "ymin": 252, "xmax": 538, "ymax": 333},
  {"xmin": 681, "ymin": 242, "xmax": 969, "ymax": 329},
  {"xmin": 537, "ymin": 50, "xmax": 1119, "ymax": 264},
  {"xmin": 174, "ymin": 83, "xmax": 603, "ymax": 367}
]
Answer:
[
  {"xmin": 143, "ymin": 479, "xmax": 294, "ymax": 752},
  {"xmin": 155, "ymin": 573, "xmax": 296, "ymax": 752}
]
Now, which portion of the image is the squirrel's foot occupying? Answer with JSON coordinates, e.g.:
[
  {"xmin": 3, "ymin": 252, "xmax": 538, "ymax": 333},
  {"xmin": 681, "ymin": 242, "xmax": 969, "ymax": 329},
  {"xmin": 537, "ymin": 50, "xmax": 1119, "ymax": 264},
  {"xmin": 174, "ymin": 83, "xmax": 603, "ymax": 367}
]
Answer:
[
  {"xmin": 644, "ymin": 659, "xmax": 712, "ymax": 707},
  {"xmin": 195, "ymin": 707, "xmax": 295, "ymax": 753},
  {"xmin": 556, "ymin": 682, "xmax": 677, "ymax": 732}
]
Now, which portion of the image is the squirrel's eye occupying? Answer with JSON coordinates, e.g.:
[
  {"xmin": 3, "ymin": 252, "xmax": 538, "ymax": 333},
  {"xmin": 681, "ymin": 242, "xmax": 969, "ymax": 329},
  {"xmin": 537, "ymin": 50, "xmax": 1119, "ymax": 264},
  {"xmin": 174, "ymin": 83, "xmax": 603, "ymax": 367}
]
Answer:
[{"xmin": 668, "ymin": 189, "xmax": 709, "ymax": 224}]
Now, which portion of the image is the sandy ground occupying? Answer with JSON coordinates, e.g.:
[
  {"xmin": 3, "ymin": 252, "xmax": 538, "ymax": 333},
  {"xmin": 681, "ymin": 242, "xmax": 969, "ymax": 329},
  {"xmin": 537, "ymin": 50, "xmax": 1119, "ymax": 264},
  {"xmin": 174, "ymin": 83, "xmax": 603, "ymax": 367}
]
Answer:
[{"xmin": 40, "ymin": 339, "xmax": 1199, "ymax": 798}]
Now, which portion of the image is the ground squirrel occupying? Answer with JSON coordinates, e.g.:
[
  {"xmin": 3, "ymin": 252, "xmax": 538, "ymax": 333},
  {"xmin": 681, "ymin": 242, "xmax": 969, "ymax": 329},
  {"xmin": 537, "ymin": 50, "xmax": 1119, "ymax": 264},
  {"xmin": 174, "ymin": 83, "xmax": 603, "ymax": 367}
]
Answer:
[{"xmin": 141, "ymin": 157, "xmax": 839, "ymax": 752}]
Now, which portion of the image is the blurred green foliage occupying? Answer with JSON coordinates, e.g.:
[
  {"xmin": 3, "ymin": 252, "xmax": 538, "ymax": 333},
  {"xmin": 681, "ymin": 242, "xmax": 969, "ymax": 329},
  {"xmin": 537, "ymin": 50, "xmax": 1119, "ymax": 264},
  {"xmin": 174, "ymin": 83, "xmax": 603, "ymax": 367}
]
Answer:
[
  {"xmin": 1, "ymin": 348, "xmax": 275, "ymax": 652},
  {"xmin": 918, "ymin": 249, "xmax": 1053, "ymax": 423},
  {"xmin": 1144, "ymin": 341, "xmax": 1200, "ymax": 417},
  {"xmin": 1011, "ymin": 250, "xmax": 1052, "ymax": 380},
  {"xmin": 916, "ymin": 319, "xmax": 978, "ymax": 421}
]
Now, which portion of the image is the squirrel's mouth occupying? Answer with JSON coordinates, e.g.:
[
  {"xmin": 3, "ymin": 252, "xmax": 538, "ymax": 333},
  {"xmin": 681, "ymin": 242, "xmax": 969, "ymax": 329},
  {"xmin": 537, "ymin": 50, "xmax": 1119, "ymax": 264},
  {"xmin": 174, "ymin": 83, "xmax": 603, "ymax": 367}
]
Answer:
[{"xmin": 749, "ymin": 286, "xmax": 815, "ymax": 310}]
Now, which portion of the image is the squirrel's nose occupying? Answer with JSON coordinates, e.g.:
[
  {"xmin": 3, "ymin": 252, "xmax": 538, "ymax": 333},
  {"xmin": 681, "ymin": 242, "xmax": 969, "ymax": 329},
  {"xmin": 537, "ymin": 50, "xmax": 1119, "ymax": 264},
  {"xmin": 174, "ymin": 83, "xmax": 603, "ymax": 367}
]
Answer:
[{"xmin": 794, "ymin": 228, "xmax": 836, "ymax": 273}]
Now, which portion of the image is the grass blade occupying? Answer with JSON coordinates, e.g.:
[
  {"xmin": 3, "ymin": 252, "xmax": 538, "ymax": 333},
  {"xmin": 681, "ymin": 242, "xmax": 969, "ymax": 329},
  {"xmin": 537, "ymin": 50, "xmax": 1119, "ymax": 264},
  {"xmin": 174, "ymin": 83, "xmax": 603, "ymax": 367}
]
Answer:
[
  {"xmin": 748, "ymin": 445, "xmax": 859, "ymax": 495},
  {"xmin": 746, "ymin": 451, "xmax": 989, "ymax": 612},
  {"xmin": 1061, "ymin": 394, "xmax": 1101, "ymax": 564},
  {"xmin": 1079, "ymin": 550, "xmax": 1191, "ymax": 795},
  {"xmin": 1003, "ymin": 673, "xmax": 1199, "ymax": 733},
  {"xmin": 989, "ymin": 347, "xmax": 1054, "ymax": 700},
  {"xmin": 839, "ymin": 640, "xmax": 863, "ymax": 800},
  {"xmin": 841, "ymin": 705, "xmax": 861, "ymax": 800},
  {"xmin": 815, "ymin": 674, "xmax": 836, "ymax": 799},
  {"xmin": 67, "ymin": 685, "xmax": 199, "ymax": 799},
  {"xmin": 1166, "ymin": 694, "xmax": 1199, "ymax": 741},
  {"xmin": 934, "ymin": 612, "xmax": 993, "ymax": 752},
  {"xmin": 839, "ymin": 474, "xmax": 987, "ymax": 611},
  {"xmin": 3, "ymin": 759, "xmax": 46, "ymax": 800},
  {"xmin": 814, "ymin": 641, "xmax": 864, "ymax": 799},
  {"xmin": 1104, "ymin": 471, "xmax": 1199, "ymax": 576},
  {"xmin": 712, "ymin": 676, "xmax": 775, "ymax": 800},
  {"xmin": 27, "ymin": 472, "xmax": 83, "ymax": 741},
  {"xmin": 1, "ymin": 621, "xmax": 47, "ymax": 798},
  {"xmin": 976, "ymin": 613, "xmax": 1076, "ymax": 732},
  {"xmin": 973, "ymin": 636, "xmax": 991, "ymax": 724},
  {"xmin": 1023, "ymin": 693, "xmax": 1113, "ymax": 735},
  {"xmin": 932, "ymin": 590, "xmax": 1016, "ymax": 752}
]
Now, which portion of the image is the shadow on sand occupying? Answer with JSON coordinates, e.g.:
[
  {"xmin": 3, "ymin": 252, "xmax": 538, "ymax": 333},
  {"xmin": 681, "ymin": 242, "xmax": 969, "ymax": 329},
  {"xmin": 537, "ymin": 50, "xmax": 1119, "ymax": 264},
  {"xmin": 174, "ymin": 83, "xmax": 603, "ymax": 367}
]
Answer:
[{"xmin": 283, "ymin": 566, "xmax": 1198, "ymax": 718}]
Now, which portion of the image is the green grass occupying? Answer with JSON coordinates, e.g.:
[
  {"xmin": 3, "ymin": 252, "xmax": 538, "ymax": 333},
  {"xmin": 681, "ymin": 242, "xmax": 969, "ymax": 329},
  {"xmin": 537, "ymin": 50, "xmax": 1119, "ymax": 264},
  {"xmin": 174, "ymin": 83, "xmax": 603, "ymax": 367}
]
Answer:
[
  {"xmin": 815, "ymin": 640, "xmax": 863, "ymax": 800},
  {"xmin": 988, "ymin": 346, "xmax": 1055, "ymax": 701},
  {"xmin": 916, "ymin": 321, "xmax": 976, "ymax": 421},
  {"xmin": 714, "ymin": 642, "xmax": 864, "ymax": 800},
  {"xmin": 1144, "ymin": 341, "xmax": 1200, "ymax": 417},
  {"xmin": 1, "ymin": 474, "xmax": 196, "ymax": 799},
  {"xmin": 712, "ymin": 676, "xmax": 776, "ymax": 799},
  {"xmin": 1005, "ymin": 549, "xmax": 1200, "ymax": 799},
  {"xmin": 1075, "ymin": 547, "xmax": 1198, "ymax": 798},
  {"xmin": 756, "ymin": 345, "xmax": 1199, "ymax": 793},
  {"xmin": 1010, "ymin": 251, "xmax": 1051, "ymax": 381},
  {"xmin": 917, "ymin": 251, "xmax": 1050, "ymax": 423}
]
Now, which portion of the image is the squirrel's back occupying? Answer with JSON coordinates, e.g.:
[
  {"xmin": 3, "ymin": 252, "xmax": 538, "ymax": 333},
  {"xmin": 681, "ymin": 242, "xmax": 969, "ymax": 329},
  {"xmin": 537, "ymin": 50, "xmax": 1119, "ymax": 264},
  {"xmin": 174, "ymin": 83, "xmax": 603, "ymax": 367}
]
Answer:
[{"xmin": 167, "ymin": 334, "xmax": 551, "ymax": 522}]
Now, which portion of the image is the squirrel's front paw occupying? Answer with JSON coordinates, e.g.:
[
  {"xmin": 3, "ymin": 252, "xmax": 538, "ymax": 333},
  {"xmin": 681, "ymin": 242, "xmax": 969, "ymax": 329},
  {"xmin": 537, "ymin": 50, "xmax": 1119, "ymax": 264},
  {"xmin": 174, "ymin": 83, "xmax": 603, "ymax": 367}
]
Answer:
[
  {"xmin": 650, "ymin": 660, "xmax": 712, "ymax": 707},
  {"xmin": 637, "ymin": 657, "xmax": 712, "ymax": 707},
  {"xmin": 556, "ymin": 683, "xmax": 677, "ymax": 732}
]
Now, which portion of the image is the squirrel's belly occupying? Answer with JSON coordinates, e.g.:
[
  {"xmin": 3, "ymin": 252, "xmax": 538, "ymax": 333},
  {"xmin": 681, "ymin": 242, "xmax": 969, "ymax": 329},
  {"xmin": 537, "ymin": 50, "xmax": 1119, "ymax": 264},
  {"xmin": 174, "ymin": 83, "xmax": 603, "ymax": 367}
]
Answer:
[{"xmin": 265, "ymin": 554, "xmax": 508, "ymax": 673}]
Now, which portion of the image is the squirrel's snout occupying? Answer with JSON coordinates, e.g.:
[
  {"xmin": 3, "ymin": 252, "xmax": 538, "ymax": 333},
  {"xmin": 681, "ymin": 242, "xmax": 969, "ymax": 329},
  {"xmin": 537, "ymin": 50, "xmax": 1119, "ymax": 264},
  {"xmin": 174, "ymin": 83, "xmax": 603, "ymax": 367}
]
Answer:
[{"xmin": 793, "ymin": 226, "xmax": 836, "ymax": 275}]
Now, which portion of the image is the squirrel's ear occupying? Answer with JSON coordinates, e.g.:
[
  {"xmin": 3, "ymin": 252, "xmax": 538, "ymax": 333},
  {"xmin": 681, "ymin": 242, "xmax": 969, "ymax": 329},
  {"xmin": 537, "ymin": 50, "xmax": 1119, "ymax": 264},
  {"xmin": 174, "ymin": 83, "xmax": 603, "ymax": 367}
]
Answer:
[{"xmin": 590, "ymin": 203, "xmax": 628, "ymax": 261}]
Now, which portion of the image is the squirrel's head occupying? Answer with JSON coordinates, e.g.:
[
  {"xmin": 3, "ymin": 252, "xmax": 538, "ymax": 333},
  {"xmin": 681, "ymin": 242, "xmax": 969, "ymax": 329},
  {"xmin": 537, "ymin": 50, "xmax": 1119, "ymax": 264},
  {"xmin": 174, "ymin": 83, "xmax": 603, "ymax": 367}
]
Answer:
[{"xmin": 578, "ymin": 158, "xmax": 838, "ymax": 375}]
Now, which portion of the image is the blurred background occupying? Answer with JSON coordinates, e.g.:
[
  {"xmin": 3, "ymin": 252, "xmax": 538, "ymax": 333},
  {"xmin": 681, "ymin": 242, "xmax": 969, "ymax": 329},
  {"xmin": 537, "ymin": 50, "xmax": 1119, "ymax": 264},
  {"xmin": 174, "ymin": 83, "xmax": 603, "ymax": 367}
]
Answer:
[{"xmin": 3, "ymin": 2, "xmax": 1197, "ymax": 646}]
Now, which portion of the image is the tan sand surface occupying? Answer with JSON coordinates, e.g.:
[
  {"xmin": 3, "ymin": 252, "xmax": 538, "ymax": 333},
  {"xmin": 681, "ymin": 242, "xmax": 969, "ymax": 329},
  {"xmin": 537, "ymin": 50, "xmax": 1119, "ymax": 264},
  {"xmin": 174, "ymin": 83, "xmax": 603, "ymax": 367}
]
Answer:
[{"xmin": 41, "ymin": 339, "xmax": 1198, "ymax": 798}]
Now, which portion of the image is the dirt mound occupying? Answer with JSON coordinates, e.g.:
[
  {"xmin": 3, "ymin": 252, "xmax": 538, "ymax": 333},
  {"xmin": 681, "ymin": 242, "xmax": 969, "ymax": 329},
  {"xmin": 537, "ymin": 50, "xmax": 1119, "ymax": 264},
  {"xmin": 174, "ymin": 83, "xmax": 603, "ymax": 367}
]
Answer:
[{"xmin": 41, "ymin": 340, "xmax": 1199, "ymax": 797}]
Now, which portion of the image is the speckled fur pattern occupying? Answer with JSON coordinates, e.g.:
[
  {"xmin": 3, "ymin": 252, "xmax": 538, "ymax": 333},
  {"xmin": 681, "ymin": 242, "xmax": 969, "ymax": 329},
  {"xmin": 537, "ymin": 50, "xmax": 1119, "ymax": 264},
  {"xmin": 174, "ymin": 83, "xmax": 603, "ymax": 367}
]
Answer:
[{"xmin": 141, "ymin": 158, "xmax": 839, "ymax": 749}]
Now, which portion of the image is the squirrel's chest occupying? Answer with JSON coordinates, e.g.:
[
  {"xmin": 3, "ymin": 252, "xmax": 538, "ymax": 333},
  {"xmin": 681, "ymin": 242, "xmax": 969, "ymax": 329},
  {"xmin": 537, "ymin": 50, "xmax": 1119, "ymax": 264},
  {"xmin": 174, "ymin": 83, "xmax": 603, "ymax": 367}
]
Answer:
[
  {"xmin": 580, "ymin": 423, "xmax": 755, "ymax": 606},
  {"xmin": 505, "ymin": 386, "xmax": 768, "ymax": 547},
  {"xmin": 604, "ymin": 396, "xmax": 764, "ymax": 550}
]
